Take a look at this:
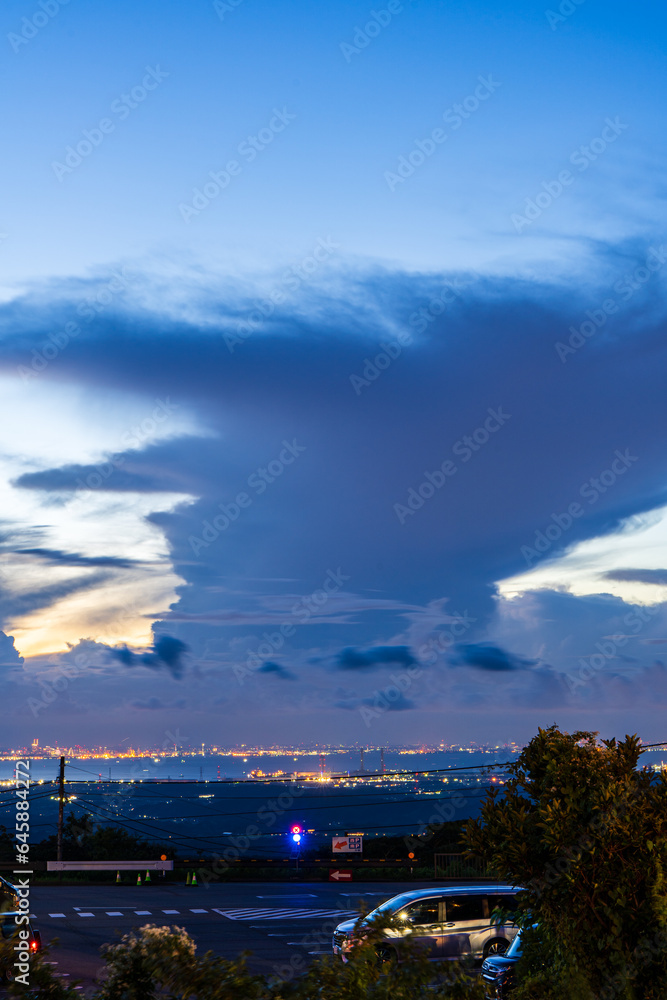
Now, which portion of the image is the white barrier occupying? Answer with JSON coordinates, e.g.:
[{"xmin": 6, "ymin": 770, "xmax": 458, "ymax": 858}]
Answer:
[{"xmin": 47, "ymin": 860, "xmax": 173, "ymax": 871}]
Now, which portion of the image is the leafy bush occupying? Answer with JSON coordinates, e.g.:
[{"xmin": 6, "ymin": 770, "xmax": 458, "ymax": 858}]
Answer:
[
  {"xmin": 5, "ymin": 917, "xmax": 483, "ymax": 1000},
  {"xmin": 2, "ymin": 939, "xmax": 82, "ymax": 999}
]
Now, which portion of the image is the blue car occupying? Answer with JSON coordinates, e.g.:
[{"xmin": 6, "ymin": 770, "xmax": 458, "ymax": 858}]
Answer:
[
  {"xmin": 0, "ymin": 912, "xmax": 42, "ymax": 983},
  {"xmin": 481, "ymin": 927, "xmax": 524, "ymax": 997},
  {"xmin": 0, "ymin": 877, "xmax": 18, "ymax": 913}
]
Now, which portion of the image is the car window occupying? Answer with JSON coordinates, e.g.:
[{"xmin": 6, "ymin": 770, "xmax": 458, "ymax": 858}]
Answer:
[
  {"xmin": 444, "ymin": 896, "xmax": 484, "ymax": 922},
  {"xmin": 399, "ymin": 900, "xmax": 440, "ymax": 926},
  {"xmin": 0, "ymin": 879, "xmax": 17, "ymax": 907},
  {"xmin": 0, "ymin": 917, "xmax": 17, "ymax": 940},
  {"xmin": 486, "ymin": 894, "xmax": 518, "ymax": 920}
]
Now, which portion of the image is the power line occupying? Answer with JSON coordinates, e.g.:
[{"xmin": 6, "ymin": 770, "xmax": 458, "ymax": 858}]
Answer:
[
  {"xmin": 71, "ymin": 795, "xmax": 481, "ymax": 853},
  {"xmin": 4, "ymin": 760, "xmax": 514, "ymax": 786},
  {"xmin": 65, "ymin": 763, "xmax": 105, "ymax": 778},
  {"xmin": 76, "ymin": 785, "xmax": 487, "ymax": 826},
  {"xmin": 72, "ymin": 786, "xmax": 486, "ymax": 841}
]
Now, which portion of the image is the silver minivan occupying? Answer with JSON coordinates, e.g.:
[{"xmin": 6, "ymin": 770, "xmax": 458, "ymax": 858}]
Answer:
[{"xmin": 332, "ymin": 885, "xmax": 519, "ymax": 962}]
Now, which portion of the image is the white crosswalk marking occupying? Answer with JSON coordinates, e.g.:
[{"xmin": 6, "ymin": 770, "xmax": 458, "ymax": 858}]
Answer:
[
  {"xmin": 256, "ymin": 894, "xmax": 317, "ymax": 899},
  {"xmin": 212, "ymin": 907, "xmax": 356, "ymax": 921},
  {"xmin": 44, "ymin": 905, "xmax": 355, "ymax": 923}
]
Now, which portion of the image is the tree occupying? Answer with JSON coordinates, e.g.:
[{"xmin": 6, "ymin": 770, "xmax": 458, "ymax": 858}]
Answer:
[
  {"xmin": 464, "ymin": 726, "xmax": 667, "ymax": 1000},
  {"xmin": 0, "ymin": 826, "xmax": 14, "ymax": 863},
  {"xmin": 31, "ymin": 812, "xmax": 171, "ymax": 862}
]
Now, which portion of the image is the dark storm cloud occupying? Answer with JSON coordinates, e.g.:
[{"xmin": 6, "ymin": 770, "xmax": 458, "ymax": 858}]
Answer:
[
  {"xmin": 3, "ymin": 248, "xmax": 661, "ymax": 642},
  {"xmin": 17, "ymin": 547, "xmax": 141, "ymax": 569},
  {"xmin": 14, "ymin": 464, "xmax": 183, "ymax": 494},
  {"xmin": 109, "ymin": 635, "xmax": 189, "ymax": 680},
  {"xmin": 152, "ymin": 636, "xmax": 189, "ymax": 676},
  {"xmin": 256, "ymin": 661, "xmax": 295, "ymax": 679},
  {"xmin": 334, "ymin": 645, "xmax": 417, "ymax": 671},
  {"xmin": 0, "ymin": 573, "xmax": 109, "ymax": 624},
  {"xmin": 605, "ymin": 569, "xmax": 667, "ymax": 586},
  {"xmin": 1, "ymin": 246, "xmax": 666, "ymax": 740},
  {"xmin": 335, "ymin": 691, "xmax": 416, "ymax": 712},
  {"xmin": 448, "ymin": 643, "xmax": 539, "ymax": 672}
]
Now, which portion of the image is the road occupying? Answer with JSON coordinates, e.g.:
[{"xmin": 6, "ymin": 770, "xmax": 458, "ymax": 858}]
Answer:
[{"xmin": 28, "ymin": 880, "xmax": 424, "ymax": 991}]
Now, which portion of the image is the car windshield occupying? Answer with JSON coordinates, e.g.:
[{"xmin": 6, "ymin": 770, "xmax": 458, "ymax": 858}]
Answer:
[
  {"xmin": 369, "ymin": 893, "xmax": 421, "ymax": 916},
  {"xmin": 506, "ymin": 932, "xmax": 523, "ymax": 958}
]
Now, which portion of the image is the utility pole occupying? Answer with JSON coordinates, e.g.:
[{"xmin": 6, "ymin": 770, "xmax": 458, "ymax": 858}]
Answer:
[{"xmin": 57, "ymin": 756, "xmax": 65, "ymax": 862}]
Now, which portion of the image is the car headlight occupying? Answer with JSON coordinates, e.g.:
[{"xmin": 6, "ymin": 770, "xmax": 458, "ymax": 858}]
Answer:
[{"xmin": 482, "ymin": 962, "xmax": 510, "ymax": 980}]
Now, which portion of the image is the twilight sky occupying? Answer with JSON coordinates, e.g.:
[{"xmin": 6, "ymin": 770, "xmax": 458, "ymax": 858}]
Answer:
[{"xmin": 1, "ymin": 0, "xmax": 667, "ymax": 747}]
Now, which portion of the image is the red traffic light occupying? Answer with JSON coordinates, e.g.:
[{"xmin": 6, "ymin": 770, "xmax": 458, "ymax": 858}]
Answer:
[{"xmin": 290, "ymin": 823, "xmax": 303, "ymax": 843}]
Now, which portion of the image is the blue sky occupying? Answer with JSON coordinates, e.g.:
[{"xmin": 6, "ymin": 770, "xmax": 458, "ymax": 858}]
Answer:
[
  {"xmin": 2, "ymin": 0, "xmax": 666, "ymax": 286},
  {"xmin": 1, "ymin": 0, "xmax": 667, "ymax": 747}
]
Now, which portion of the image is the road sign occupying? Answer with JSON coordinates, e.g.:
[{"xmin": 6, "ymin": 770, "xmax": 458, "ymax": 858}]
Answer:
[
  {"xmin": 329, "ymin": 869, "xmax": 353, "ymax": 882},
  {"xmin": 332, "ymin": 836, "xmax": 363, "ymax": 853}
]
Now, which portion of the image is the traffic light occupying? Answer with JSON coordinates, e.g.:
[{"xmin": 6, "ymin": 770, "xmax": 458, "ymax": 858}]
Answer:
[{"xmin": 290, "ymin": 823, "xmax": 303, "ymax": 844}]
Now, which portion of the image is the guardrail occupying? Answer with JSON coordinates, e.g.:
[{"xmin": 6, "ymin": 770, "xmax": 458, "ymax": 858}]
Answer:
[
  {"xmin": 0, "ymin": 856, "xmax": 497, "ymax": 882},
  {"xmin": 47, "ymin": 860, "xmax": 173, "ymax": 872},
  {"xmin": 433, "ymin": 853, "xmax": 491, "ymax": 879}
]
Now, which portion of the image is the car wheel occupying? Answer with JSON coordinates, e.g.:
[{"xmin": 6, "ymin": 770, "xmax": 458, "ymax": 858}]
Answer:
[
  {"xmin": 483, "ymin": 938, "xmax": 508, "ymax": 958},
  {"xmin": 376, "ymin": 945, "xmax": 398, "ymax": 966}
]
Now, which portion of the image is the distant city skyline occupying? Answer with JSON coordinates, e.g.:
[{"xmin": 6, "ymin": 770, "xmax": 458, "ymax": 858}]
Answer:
[{"xmin": 1, "ymin": 740, "xmax": 522, "ymax": 756}]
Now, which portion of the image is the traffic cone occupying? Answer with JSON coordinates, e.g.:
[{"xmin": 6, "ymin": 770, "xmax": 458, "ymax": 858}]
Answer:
[
  {"xmin": 191, "ymin": 872, "xmax": 198, "ymax": 887},
  {"xmin": 145, "ymin": 870, "xmax": 151, "ymax": 884},
  {"xmin": 136, "ymin": 874, "xmax": 142, "ymax": 886},
  {"xmin": 186, "ymin": 871, "xmax": 191, "ymax": 885},
  {"xmin": 116, "ymin": 871, "xmax": 121, "ymax": 884}
]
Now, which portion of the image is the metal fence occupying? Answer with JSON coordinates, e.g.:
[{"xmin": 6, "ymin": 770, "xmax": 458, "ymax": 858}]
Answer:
[{"xmin": 433, "ymin": 853, "xmax": 492, "ymax": 879}]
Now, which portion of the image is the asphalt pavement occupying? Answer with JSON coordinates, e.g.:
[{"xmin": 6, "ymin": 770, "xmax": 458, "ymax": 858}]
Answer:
[{"xmin": 28, "ymin": 881, "xmax": 424, "ymax": 991}]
